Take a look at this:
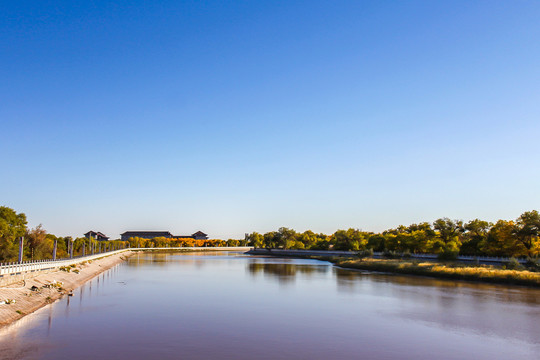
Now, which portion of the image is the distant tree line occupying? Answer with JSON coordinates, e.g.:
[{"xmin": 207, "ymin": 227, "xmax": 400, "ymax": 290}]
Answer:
[
  {"xmin": 126, "ymin": 237, "xmax": 249, "ymax": 248},
  {"xmin": 245, "ymin": 210, "xmax": 540, "ymax": 258},
  {"xmin": 3, "ymin": 205, "xmax": 539, "ymax": 262}
]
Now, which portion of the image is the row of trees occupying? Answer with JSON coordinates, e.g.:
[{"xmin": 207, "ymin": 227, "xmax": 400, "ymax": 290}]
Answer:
[
  {"xmin": 0, "ymin": 206, "xmax": 248, "ymax": 262},
  {"xmin": 0, "ymin": 206, "xmax": 127, "ymax": 262},
  {"xmin": 2, "ymin": 205, "xmax": 539, "ymax": 261},
  {"xmin": 245, "ymin": 210, "xmax": 540, "ymax": 257}
]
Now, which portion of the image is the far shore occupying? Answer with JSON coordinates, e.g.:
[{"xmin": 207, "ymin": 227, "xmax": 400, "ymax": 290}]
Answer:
[
  {"xmin": 334, "ymin": 258, "xmax": 540, "ymax": 287},
  {"xmin": 247, "ymin": 250, "xmax": 540, "ymax": 288}
]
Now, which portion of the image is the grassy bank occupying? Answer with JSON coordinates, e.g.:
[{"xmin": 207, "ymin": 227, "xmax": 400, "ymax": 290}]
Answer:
[{"xmin": 330, "ymin": 258, "xmax": 540, "ymax": 287}]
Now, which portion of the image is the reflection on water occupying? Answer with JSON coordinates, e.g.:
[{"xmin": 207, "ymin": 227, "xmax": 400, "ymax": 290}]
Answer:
[
  {"xmin": 1, "ymin": 252, "xmax": 540, "ymax": 360},
  {"xmin": 331, "ymin": 267, "xmax": 540, "ymax": 344},
  {"xmin": 333, "ymin": 267, "xmax": 540, "ymax": 304},
  {"xmin": 247, "ymin": 258, "xmax": 330, "ymax": 283}
]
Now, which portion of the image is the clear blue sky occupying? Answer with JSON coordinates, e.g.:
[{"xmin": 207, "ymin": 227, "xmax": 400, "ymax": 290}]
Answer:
[{"xmin": 1, "ymin": 1, "xmax": 539, "ymax": 239}]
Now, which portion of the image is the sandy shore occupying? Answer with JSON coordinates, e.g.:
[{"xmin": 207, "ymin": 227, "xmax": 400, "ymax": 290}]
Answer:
[{"xmin": 0, "ymin": 251, "xmax": 132, "ymax": 328}]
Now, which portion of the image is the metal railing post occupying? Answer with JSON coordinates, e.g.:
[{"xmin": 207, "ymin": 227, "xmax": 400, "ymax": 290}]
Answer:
[
  {"xmin": 53, "ymin": 238, "xmax": 57, "ymax": 260},
  {"xmin": 18, "ymin": 236, "xmax": 24, "ymax": 263}
]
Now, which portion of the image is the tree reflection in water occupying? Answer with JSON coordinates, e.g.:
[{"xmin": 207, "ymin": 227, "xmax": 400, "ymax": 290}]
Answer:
[
  {"xmin": 333, "ymin": 267, "xmax": 540, "ymax": 305},
  {"xmin": 247, "ymin": 260, "xmax": 330, "ymax": 284}
]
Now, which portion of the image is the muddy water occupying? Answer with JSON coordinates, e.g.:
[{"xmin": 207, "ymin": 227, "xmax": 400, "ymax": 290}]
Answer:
[{"xmin": 1, "ymin": 251, "xmax": 539, "ymax": 359}]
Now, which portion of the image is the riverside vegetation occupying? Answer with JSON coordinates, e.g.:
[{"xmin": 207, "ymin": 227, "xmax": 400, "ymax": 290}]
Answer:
[
  {"xmin": 243, "ymin": 210, "xmax": 540, "ymax": 286},
  {"xmin": 2, "ymin": 206, "xmax": 539, "ymax": 261},
  {"xmin": 0, "ymin": 206, "xmax": 247, "ymax": 263},
  {"xmin": 2, "ymin": 206, "xmax": 540, "ymax": 285},
  {"xmin": 245, "ymin": 210, "xmax": 540, "ymax": 259},
  {"xmin": 326, "ymin": 256, "xmax": 540, "ymax": 287}
]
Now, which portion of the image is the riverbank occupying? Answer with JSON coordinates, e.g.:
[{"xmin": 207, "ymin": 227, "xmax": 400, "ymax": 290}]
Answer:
[
  {"xmin": 0, "ymin": 251, "xmax": 132, "ymax": 328},
  {"xmin": 247, "ymin": 250, "xmax": 540, "ymax": 287},
  {"xmin": 332, "ymin": 258, "xmax": 540, "ymax": 287}
]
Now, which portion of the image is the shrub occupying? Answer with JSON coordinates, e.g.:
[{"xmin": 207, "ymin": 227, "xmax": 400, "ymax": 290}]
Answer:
[
  {"xmin": 357, "ymin": 249, "xmax": 374, "ymax": 259},
  {"xmin": 437, "ymin": 250, "xmax": 459, "ymax": 261},
  {"xmin": 383, "ymin": 250, "xmax": 401, "ymax": 259},
  {"xmin": 504, "ymin": 257, "xmax": 523, "ymax": 270},
  {"xmin": 525, "ymin": 257, "xmax": 540, "ymax": 272}
]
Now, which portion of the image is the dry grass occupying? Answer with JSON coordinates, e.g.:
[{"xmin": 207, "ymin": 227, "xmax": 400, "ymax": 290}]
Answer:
[{"xmin": 334, "ymin": 258, "xmax": 540, "ymax": 287}]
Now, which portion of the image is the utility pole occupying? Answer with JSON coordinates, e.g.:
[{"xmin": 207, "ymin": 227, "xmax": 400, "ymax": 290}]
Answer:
[
  {"xmin": 53, "ymin": 238, "xmax": 57, "ymax": 260},
  {"xmin": 18, "ymin": 236, "xmax": 24, "ymax": 263}
]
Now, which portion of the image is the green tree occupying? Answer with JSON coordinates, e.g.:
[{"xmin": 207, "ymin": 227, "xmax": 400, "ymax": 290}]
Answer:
[
  {"xmin": 46, "ymin": 234, "xmax": 68, "ymax": 258},
  {"xmin": 407, "ymin": 222, "xmax": 435, "ymax": 235},
  {"xmin": 332, "ymin": 229, "xmax": 366, "ymax": 251},
  {"xmin": 483, "ymin": 220, "xmax": 523, "ymax": 257},
  {"xmin": 433, "ymin": 218, "xmax": 463, "ymax": 253},
  {"xmin": 298, "ymin": 230, "xmax": 318, "ymax": 249},
  {"xmin": 461, "ymin": 219, "xmax": 491, "ymax": 256},
  {"xmin": 246, "ymin": 232, "xmax": 264, "ymax": 248},
  {"xmin": 433, "ymin": 218, "xmax": 463, "ymax": 243},
  {"xmin": 0, "ymin": 206, "xmax": 28, "ymax": 262},
  {"xmin": 26, "ymin": 224, "xmax": 53, "ymax": 260},
  {"xmin": 275, "ymin": 227, "xmax": 297, "ymax": 249},
  {"xmin": 513, "ymin": 210, "xmax": 540, "ymax": 257},
  {"xmin": 382, "ymin": 233, "xmax": 399, "ymax": 252},
  {"xmin": 311, "ymin": 233, "xmax": 331, "ymax": 250},
  {"xmin": 367, "ymin": 234, "xmax": 386, "ymax": 252},
  {"xmin": 263, "ymin": 231, "xmax": 277, "ymax": 248},
  {"xmin": 227, "ymin": 239, "xmax": 240, "ymax": 247},
  {"xmin": 402, "ymin": 231, "xmax": 426, "ymax": 253}
]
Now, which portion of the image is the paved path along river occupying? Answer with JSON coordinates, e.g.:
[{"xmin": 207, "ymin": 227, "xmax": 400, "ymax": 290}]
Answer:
[{"xmin": 0, "ymin": 251, "xmax": 539, "ymax": 359}]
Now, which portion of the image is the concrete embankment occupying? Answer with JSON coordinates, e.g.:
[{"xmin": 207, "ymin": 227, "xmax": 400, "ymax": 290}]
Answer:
[
  {"xmin": 246, "ymin": 249, "xmax": 357, "ymax": 257},
  {"xmin": 0, "ymin": 251, "xmax": 132, "ymax": 328}
]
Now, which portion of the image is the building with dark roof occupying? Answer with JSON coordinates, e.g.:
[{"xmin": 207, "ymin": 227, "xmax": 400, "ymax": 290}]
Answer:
[
  {"xmin": 120, "ymin": 231, "xmax": 173, "ymax": 242},
  {"xmin": 84, "ymin": 231, "xmax": 109, "ymax": 241},
  {"xmin": 120, "ymin": 231, "xmax": 208, "ymax": 242},
  {"xmin": 191, "ymin": 231, "xmax": 208, "ymax": 240}
]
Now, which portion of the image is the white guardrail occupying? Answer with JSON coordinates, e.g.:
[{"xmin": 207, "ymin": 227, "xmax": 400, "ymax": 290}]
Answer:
[
  {"xmin": 0, "ymin": 249, "xmax": 130, "ymax": 277},
  {"xmin": 0, "ymin": 247, "xmax": 253, "ymax": 277}
]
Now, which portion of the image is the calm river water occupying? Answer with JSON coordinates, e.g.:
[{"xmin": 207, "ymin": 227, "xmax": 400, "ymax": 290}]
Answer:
[{"xmin": 1, "ymin": 251, "xmax": 539, "ymax": 359}]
